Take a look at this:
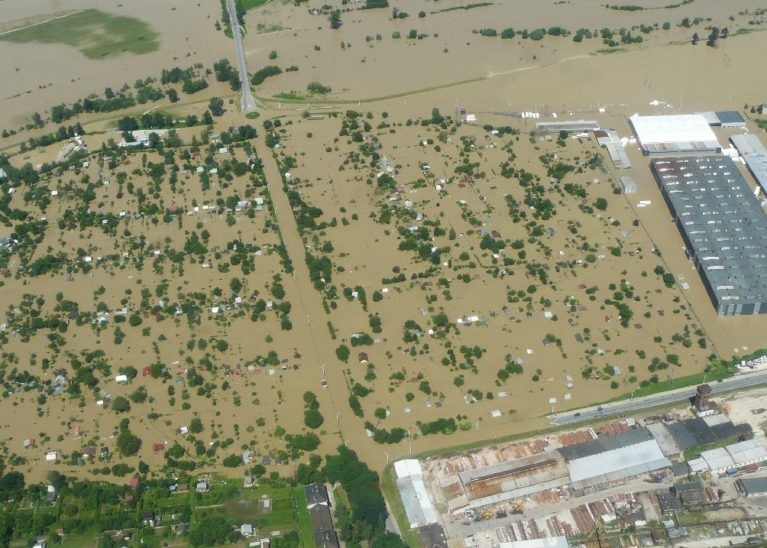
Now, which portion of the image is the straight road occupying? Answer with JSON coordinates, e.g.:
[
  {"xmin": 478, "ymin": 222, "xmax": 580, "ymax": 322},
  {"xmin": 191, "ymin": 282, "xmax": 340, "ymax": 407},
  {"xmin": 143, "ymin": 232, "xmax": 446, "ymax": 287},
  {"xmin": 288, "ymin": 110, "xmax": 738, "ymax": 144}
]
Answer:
[
  {"xmin": 254, "ymin": 139, "xmax": 369, "ymax": 455},
  {"xmin": 551, "ymin": 369, "xmax": 767, "ymax": 426},
  {"xmin": 224, "ymin": 0, "xmax": 259, "ymax": 112}
]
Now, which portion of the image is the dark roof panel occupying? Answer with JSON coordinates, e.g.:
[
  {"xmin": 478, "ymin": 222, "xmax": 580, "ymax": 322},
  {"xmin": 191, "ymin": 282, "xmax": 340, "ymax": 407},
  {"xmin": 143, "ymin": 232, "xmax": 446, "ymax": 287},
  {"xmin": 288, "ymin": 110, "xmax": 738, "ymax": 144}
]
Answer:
[{"xmin": 559, "ymin": 428, "xmax": 654, "ymax": 461}]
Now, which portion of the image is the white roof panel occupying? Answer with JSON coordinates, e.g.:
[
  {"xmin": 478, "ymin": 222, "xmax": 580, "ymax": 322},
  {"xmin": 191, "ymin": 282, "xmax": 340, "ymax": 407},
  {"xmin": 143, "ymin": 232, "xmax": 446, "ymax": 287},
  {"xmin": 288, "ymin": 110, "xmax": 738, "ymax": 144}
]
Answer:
[
  {"xmin": 396, "ymin": 477, "xmax": 437, "ymax": 527},
  {"xmin": 567, "ymin": 439, "xmax": 669, "ymax": 482},
  {"xmin": 701, "ymin": 447, "xmax": 735, "ymax": 471},
  {"xmin": 688, "ymin": 457, "xmax": 708, "ymax": 472},
  {"xmin": 394, "ymin": 458, "xmax": 422, "ymax": 479},
  {"xmin": 630, "ymin": 114, "xmax": 719, "ymax": 150},
  {"xmin": 727, "ymin": 439, "xmax": 767, "ymax": 465}
]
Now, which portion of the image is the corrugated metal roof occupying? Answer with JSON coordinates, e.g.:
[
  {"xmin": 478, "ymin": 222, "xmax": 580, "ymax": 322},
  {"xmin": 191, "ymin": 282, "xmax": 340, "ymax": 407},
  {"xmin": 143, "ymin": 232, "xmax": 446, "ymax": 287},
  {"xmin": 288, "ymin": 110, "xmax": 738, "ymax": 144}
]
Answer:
[
  {"xmin": 560, "ymin": 428, "xmax": 655, "ymax": 460},
  {"xmin": 394, "ymin": 459, "xmax": 422, "ymax": 479},
  {"xmin": 726, "ymin": 439, "xmax": 767, "ymax": 465},
  {"xmin": 688, "ymin": 457, "xmax": 708, "ymax": 472},
  {"xmin": 396, "ymin": 476, "xmax": 437, "ymax": 528},
  {"xmin": 731, "ymin": 134, "xmax": 767, "ymax": 156},
  {"xmin": 714, "ymin": 111, "xmax": 746, "ymax": 125},
  {"xmin": 701, "ymin": 447, "xmax": 735, "ymax": 471},
  {"xmin": 651, "ymin": 156, "xmax": 767, "ymax": 313},
  {"xmin": 630, "ymin": 114, "xmax": 720, "ymax": 153},
  {"xmin": 458, "ymin": 451, "xmax": 561, "ymax": 484},
  {"xmin": 567, "ymin": 439, "xmax": 669, "ymax": 483},
  {"xmin": 740, "ymin": 476, "xmax": 767, "ymax": 495}
]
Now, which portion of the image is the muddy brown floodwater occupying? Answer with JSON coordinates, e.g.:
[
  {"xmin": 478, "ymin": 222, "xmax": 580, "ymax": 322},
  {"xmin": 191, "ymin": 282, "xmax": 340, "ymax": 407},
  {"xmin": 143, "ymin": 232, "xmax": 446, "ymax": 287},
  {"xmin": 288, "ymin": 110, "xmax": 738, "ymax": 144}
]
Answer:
[{"xmin": 0, "ymin": 0, "xmax": 766, "ymax": 480}]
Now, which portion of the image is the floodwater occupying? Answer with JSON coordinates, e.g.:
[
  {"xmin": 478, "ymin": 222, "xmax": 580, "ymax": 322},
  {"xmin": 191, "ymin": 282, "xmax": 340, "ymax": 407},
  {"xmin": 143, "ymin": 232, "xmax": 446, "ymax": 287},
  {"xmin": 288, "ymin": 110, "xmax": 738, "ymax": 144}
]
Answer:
[
  {"xmin": 0, "ymin": 0, "xmax": 231, "ymax": 129},
  {"xmin": 1, "ymin": 0, "xmax": 767, "ymax": 479},
  {"xmin": 263, "ymin": 107, "xmax": 767, "ymax": 470}
]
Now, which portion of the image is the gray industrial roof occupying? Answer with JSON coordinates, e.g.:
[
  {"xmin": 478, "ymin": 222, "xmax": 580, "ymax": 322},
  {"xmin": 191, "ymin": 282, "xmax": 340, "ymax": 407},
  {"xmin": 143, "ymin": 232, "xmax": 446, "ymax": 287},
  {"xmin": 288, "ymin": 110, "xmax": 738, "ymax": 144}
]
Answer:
[
  {"xmin": 309, "ymin": 505, "xmax": 339, "ymax": 548},
  {"xmin": 730, "ymin": 134, "xmax": 767, "ymax": 194},
  {"xmin": 743, "ymin": 154, "xmax": 767, "ymax": 194},
  {"xmin": 567, "ymin": 439, "xmax": 670, "ymax": 483},
  {"xmin": 731, "ymin": 134, "xmax": 767, "ymax": 156},
  {"xmin": 396, "ymin": 476, "xmax": 438, "ymax": 527},
  {"xmin": 458, "ymin": 451, "xmax": 561, "ymax": 484},
  {"xmin": 305, "ymin": 483, "xmax": 330, "ymax": 507},
  {"xmin": 740, "ymin": 476, "xmax": 767, "ymax": 495},
  {"xmin": 559, "ymin": 428, "xmax": 654, "ymax": 461},
  {"xmin": 674, "ymin": 481, "xmax": 704, "ymax": 493},
  {"xmin": 665, "ymin": 417, "xmax": 749, "ymax": 450},
  {"xmin": 651, "ymin": 156, "xmax": 767, "ymax": 314},
  {"xmin": 714, "ymin": 111, "xmax": 746, "ymax": 125},
  {"xmin": 535, "ymin": 120, "xmax": 600, "ymax": 133}
]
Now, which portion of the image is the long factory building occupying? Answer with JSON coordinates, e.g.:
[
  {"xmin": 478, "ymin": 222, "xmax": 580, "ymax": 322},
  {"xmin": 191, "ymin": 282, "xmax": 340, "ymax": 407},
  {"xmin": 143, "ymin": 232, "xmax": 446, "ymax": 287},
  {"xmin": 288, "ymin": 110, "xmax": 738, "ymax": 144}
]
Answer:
[{"xmin": 651, "ymin": 155, "xmax": 767, "ymax": 316}]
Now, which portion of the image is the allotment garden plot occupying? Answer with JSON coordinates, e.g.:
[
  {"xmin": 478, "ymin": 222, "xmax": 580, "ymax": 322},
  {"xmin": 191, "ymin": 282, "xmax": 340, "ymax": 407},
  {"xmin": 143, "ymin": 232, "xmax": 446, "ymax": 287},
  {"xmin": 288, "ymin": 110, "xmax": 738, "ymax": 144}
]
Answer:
[{"xmin": 267, "ymin": 110, "xmax": 715, "ymax": 453}]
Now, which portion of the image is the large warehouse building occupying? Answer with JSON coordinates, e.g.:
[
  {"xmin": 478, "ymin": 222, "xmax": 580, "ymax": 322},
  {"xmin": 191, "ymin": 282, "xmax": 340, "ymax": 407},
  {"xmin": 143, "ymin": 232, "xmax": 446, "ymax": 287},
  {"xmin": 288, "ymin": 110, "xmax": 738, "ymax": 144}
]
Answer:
[
  {"xmin": 560, "ymin": 428, "xmax": 670, "ymax": 489},
  {"xmin": 629, "ymin": 114, "xmax": 720, "ymax": 154},
  {"xmin": 395, "ymin": 459, "xmax": 438, "ymax": 528},
  {"xmin": 453, "ymin": 451, "xmax": 571, "ymax": 510},
  {"xmin": 731, "ymin": 133, "xmax": 767, "ymax": 194},
  {"xmin": 651, "ymin": 156, "xmax": 767, "ymax": 315}
]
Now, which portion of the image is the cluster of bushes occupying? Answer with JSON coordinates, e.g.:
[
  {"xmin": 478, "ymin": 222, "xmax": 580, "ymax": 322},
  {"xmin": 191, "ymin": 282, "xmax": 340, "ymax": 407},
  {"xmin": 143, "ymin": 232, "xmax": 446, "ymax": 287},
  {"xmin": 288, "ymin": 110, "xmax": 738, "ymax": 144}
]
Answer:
[
  {"xmin": 364, "ymin": 421, "xmax": 406, "ymax": 444},
  {"xmin": 213, "ymin": 58, "xmax": 241, "ymax": 91},
  {"xmin": 252, "ymin": 65, "xmax": 282, "ymax": 86},
  {"xmin": 475, "ymin": 26, "xmax": 569, "ymax": 40},
  {"xmin": 417, "ymin": 417, "xmax": 457, "ymax": 436}
]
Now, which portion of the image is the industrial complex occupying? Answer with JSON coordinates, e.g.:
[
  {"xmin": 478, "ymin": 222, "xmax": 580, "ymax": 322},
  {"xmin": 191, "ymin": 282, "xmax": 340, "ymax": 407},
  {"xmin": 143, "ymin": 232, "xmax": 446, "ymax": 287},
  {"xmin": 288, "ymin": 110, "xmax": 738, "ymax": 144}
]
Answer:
[
  {"xmin": 623, "ymin": 110, "xmax": 767, "ymax": 316},
  {"xmin": 390, "ymin": 103, "xmax": 767, "ymax": 544},
  {"xmin": 651, "ymin": 155, "xmax": 767, "ymax": 315},
  {"xmin": 395, "ymin": 384, "xmax": 767, "ymax": 546},
  {"xmin": 629, "ymin": 114, "xmax": 721, "ymax": 154}
]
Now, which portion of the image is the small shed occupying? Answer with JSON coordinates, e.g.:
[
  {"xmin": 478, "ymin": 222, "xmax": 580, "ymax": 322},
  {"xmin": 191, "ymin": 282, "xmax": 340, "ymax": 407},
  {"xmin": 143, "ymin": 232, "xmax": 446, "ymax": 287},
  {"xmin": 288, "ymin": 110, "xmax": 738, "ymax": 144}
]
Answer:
[{"xmin": 357, "ymin": 352, "xmax": 369, "ymax": 365}]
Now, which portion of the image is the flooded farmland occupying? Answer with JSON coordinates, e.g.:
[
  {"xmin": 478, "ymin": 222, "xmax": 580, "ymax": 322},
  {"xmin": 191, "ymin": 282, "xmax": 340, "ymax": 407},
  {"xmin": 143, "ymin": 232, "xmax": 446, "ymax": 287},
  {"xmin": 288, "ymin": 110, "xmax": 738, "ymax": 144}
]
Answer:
[{"xmin": 0, "ymin": 0, "xmax": 766, "ymax": 490}]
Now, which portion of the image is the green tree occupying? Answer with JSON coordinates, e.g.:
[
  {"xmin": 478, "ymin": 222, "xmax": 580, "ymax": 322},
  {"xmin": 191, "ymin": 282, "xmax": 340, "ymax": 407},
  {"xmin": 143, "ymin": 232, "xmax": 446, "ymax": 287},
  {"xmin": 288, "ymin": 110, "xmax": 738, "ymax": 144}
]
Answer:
[
  {"xmin": 329, "ymin": 10, "xmax": 342, "ymax": 29},
  {"xmin": 209, "ymin": 97, "xmax": 225, "ymax": 117},
  {"xmin": 336, "ymin": 344, "xmax": 350, "ymax": 362},
  {"xmin": 116, "ymin": 430, "xmax": 141, "ymax": 456},
  {"xmin": 229, "ymin": 277, "xmax": 243, "ymax": 294},
  {"xmin": 111, "ymin": 396, "xmax": 131, "ymax": 413},
  {"xmin": 223, "ymin": 454, "xmax": 242, "ymax": 467},
  {"xmin": 304, "ymin": 408, "xmax": 325, "ymax": 429}
]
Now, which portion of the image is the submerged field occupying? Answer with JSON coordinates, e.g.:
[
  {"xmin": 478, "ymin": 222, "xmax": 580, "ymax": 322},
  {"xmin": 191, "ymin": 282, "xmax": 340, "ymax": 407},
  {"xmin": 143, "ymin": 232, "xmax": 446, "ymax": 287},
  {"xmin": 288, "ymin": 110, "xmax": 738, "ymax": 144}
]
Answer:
[
  {"xmin": 0, "ymin": 0, "xmax": 765, "ymax": 504},
  {"xmin": 0, "ymin": 9, "xmax": 160, "ymax": 59},
  {"xmin": 262, "ymin": 108, "xmax": 726, "ymax": 455}
]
